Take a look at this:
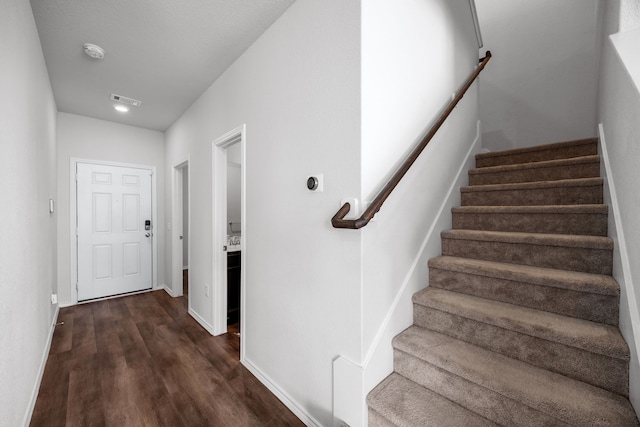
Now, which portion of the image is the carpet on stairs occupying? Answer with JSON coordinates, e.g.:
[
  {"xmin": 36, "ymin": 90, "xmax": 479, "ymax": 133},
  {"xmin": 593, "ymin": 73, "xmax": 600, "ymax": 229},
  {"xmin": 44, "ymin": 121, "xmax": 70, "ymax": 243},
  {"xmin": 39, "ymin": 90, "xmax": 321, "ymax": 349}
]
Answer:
[{"xmin": 368, "ymin": 138, "xmax": 639, "ymax": 426}]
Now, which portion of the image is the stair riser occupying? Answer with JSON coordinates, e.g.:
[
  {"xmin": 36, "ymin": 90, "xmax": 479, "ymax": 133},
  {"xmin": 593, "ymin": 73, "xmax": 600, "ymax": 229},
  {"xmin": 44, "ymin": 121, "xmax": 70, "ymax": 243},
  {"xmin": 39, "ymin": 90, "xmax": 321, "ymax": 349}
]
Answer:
[
  {"xmin": 452, "ymin": 211, "xmax": 608, "ymax": 236},
  {"xmin": 441, "ymin": 237, "xmax": 613, "ymax": 275},
  {"xmin": 413, "ymin": 304, "xmax": 629, "ymax": 396},
  {"xmin": 429, "ymin": 268, "xmax": 619, "ymax": 325},
  {"xmin": 461, "ymin": 184, "xmax": 603, "ymax": 206},
  {"xmin": 394, "ymin": 350, "xmax": 570, "ymax": 427},
  {"xmin": 469, "ymin": 162, "xmax": 600, "ymax": 185},
  {"xmin": 475, "ymin": 143, "xmax": 597, "ymax": 168}
]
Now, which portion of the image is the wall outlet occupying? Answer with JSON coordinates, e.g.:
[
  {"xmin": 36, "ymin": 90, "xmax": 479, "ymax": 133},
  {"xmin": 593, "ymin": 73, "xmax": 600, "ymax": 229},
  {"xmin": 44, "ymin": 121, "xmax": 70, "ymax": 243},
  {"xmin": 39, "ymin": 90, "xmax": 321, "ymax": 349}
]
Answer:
[
  {"xmin": 204, "ymin": 285, "xmax": 209, "ymax": 297},
  {"xmin": 51, "ymin": 293, "xmax": 58, "ymax": 304}
]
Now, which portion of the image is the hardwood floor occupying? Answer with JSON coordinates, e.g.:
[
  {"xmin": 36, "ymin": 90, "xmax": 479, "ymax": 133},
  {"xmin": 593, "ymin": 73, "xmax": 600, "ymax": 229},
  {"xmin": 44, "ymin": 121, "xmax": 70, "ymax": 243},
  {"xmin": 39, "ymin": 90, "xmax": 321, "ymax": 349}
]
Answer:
[
  {"xmin": 30, "ymin": 291, "xmax": 304, "ymax": 427},
  {"xmin": 183, "ymin": 269, "xmax": 188, "ymax": 295}
]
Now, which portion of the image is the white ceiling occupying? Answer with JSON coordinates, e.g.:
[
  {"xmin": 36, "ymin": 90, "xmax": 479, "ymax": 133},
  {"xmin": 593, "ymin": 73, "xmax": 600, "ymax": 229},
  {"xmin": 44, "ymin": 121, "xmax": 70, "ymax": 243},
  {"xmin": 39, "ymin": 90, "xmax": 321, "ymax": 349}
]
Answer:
[{"xmin": 30, "ymin": 0, "xmax": 296, "ymax": 131}]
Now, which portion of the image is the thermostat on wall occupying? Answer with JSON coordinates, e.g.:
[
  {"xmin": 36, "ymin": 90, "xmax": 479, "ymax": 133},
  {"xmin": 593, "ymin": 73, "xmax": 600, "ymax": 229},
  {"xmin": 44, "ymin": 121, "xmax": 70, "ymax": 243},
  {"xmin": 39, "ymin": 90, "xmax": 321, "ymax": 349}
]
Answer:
[{"xmin": 307, "ymin": 174, "xmax": 323, "ymax": 192}]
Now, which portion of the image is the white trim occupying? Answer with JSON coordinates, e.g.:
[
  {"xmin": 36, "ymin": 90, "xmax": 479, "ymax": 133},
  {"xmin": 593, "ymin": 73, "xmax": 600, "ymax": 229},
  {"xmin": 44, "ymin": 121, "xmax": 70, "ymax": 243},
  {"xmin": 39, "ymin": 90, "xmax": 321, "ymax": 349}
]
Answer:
[
  {"xmin": 212, "ymin": 125, "xmax": 246, "ymax": 345},
  {"xmin": 162, "ymin": 284, "xmax": 178, "ymax": 298},
  {"xmin": 22, "ymin": 305, "xmax": 59, "ymax": 427},
  {"xmin": 598, "ymin": 123, "xmax": 640, "ymax": 367},
  {"xmin": 69, "ymin": 158, "xmax": 158, "ymax": 305},
  {"xmin": 75, "ymin": 289, "xmax": 158, "ymax": 305},
  {"xmin": 188, "ymin": 308, "xmax": 216, "ymax": 336},
  {"xmin": 171, "ymin": 158, "xmax": 190, "ymax": 302},
  {"xmin": 242, "ymin": 357, "xmax": 322, "ymax": 427},
  {"xmin": 469, "ymin": 0, "xmax": 483, "ymax": 48}
]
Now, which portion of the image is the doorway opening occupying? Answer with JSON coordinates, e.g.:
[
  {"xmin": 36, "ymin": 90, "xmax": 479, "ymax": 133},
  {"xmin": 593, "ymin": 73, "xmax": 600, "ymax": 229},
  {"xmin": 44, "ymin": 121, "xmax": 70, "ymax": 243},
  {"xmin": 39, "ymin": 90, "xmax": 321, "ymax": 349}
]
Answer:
[
  {"xmin": 212, "ymin": 125, "xmax": 245, "ymax": 360},
  {"xmin": 172, "ymin": 159, "xmax": 190, "ymax": 308}
]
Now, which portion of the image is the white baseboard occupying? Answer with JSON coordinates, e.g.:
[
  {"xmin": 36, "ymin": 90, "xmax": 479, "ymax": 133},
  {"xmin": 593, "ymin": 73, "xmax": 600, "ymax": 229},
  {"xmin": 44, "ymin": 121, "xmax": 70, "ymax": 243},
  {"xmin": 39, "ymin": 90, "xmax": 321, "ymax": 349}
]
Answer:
[
  {"xmin": 242, "ymin": 357, "xmax": 322, "ymax": 426},
  {"xmin": 22, "ymin": 305, "xmax": 59, "ymax": 427},
  {"xmin": 162, "ymin": 284, "xmax": 178, "ymax": 298},
  {"xmin": 188, "ymin": 308, "xmax": 216, "ymax": 336},
  {"xmin": 599, "ymin": 124, "xmax": 640, "ymax": 416},
  {"xmin": 599, "ymin": 124, "xmax": 640, "ymax": 351}
]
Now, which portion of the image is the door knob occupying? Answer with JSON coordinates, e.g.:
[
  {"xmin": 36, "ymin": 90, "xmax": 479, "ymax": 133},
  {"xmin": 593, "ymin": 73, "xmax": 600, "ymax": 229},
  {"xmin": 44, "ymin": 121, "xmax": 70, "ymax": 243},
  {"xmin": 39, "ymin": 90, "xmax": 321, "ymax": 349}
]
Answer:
[{"xmin": 145, "ymin": 232, "xmax": 151, "ymax": 237}]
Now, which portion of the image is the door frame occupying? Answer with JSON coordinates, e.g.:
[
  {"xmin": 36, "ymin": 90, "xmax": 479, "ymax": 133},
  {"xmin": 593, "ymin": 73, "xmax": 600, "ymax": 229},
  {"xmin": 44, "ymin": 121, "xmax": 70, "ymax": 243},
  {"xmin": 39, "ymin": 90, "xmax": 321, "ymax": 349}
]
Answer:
[
  {"xmin": 212, "ymin": 125, "xmax": 246, "ymax": 354},
  {"xmin": 69, "ymin": 158, "xmax": 158, "ymax": 305},
  {"xmin": 171, "ymin": 158, "xmax": 190, "ymax": 301}
]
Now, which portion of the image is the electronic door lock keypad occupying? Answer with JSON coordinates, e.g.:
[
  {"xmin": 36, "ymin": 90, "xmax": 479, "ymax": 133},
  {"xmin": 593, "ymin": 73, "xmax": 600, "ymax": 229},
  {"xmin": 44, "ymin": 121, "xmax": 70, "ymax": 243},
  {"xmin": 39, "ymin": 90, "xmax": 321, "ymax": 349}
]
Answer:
[{"xmin": 145, "ymin": 220, "xmax": 151, "ymax": 230}]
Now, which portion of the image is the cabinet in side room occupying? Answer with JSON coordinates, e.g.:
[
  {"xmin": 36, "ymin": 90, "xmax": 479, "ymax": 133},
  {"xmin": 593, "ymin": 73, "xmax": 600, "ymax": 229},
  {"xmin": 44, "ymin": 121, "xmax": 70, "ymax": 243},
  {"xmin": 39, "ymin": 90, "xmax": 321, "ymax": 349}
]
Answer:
[{"xmin": 227, "ymin": 251, "xmax": 241, "ymax": 325}]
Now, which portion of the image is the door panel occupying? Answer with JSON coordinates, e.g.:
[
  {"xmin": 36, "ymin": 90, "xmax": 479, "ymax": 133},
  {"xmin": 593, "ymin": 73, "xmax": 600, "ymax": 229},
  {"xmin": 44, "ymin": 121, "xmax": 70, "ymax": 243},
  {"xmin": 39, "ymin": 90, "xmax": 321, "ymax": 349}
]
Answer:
[{"xmin": 77, "ymin": 163, "xmax": 153, "ymax": 301}]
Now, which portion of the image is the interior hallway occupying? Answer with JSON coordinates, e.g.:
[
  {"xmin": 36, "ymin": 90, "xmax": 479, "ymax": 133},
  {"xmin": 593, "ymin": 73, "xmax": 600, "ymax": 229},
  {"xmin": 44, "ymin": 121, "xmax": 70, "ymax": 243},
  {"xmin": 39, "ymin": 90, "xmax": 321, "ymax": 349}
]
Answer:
[{"xmin": 29, "ymin": 291, "xmax": 303, "ymax": 426}]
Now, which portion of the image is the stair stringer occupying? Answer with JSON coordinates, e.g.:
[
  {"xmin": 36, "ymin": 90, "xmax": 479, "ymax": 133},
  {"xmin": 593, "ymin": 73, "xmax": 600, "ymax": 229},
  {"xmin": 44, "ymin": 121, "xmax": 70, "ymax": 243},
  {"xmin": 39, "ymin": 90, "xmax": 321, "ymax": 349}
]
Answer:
[
  {"xmin": 599, "ymin": 124, "xmax": 640, "ymax": 418},
  {"xmin": 333, "ymin": 122, "xmax": 483, "ymax": 427}
]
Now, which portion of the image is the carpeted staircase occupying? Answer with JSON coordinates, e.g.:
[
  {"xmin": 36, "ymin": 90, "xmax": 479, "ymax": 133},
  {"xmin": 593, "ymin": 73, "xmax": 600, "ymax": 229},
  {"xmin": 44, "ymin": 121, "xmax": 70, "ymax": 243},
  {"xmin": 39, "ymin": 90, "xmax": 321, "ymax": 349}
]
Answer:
[{"xmin": 368, "ymin": 138, "xmax": 640, "ymax": 426}]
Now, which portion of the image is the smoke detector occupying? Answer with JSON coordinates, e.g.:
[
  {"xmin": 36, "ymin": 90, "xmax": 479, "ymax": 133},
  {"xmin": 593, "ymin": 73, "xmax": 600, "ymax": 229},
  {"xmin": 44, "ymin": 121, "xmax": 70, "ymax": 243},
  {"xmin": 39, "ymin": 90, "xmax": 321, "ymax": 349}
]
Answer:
[{"xmin": 83, "ymin": 43, "xmax": 105, "ymax": 60}]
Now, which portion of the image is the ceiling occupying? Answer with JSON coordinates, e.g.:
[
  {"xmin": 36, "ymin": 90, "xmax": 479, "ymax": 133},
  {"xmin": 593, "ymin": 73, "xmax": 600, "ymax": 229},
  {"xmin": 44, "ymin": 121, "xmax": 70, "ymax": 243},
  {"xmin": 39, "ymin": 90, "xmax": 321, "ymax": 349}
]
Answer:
[{"xmin": 30, "ymin": 0, "xmax": 296, "ymax": 131}]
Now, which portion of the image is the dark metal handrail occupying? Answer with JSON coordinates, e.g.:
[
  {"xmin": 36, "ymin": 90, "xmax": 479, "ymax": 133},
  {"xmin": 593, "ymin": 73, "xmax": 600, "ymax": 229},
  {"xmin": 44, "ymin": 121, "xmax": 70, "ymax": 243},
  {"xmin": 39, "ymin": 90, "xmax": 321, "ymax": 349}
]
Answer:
[{"xmin": 332, "ymin": 51, "xmax": 492, "ymax": 229}]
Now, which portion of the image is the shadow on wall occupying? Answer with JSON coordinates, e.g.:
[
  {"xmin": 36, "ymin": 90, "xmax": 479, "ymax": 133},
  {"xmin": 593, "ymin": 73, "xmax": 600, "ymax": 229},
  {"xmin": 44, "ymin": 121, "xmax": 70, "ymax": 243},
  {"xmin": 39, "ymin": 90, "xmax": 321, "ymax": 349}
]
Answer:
[{"xmin": 480, "ymin": 49, "xmax": 598, "ymax": 152}]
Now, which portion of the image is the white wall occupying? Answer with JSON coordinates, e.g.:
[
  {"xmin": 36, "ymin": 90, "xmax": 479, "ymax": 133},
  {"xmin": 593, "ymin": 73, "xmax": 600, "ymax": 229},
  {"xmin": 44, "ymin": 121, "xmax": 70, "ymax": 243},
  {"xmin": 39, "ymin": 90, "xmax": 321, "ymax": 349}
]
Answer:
[
  {"xmin": 597, "ymin": 2, "xmax": 640, "ymax": 415},
  {"xmin": 338, "ymin": 1, "xmax": 481, "ymax": 425},
  {"xmin": 226, "ymin": 141, "xmax": 242, "ymax": 234},
  {"xmin": 476, "ymin": 0, "xmax": 601, "ymax": 151},
  {"xmin": 227, "ymin": 164, "xmax": 241, "ymax": 234},
  {"xmin": 182, "ymin": 167, "xmax": 189, "ymax": 267},
  {"xmin": 361, "ymin": 0, "xmax": 480, "ymax": 351},
  {"xmin": 164, "ymin": 0, "xmax": 361, "ymax": 424},
  {"xmin": 0, "ymin": 0, "xmax": 58, "ymax": 425},
  {"xmin": 56, "ymin": 112, "xmax": 165, "ymax": 305},
  {"xmin": 620, "ymin": 0, "xmax": 640, "ymax": 31}
]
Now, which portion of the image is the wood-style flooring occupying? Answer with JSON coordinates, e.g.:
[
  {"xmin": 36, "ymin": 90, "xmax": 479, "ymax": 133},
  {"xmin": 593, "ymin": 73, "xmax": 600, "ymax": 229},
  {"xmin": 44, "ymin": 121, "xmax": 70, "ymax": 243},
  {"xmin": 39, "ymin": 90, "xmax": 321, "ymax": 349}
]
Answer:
[{"xmin": 30, "ymin": 290, "xmax": 304, "ymax": 427}]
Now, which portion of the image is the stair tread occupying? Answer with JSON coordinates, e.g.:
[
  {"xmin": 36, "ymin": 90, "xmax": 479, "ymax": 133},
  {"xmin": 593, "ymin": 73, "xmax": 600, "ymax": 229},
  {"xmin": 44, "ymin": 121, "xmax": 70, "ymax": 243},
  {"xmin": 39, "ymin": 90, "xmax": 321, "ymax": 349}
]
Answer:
[
  {"xmin": 370, "ymin": 137, "xmax": 639, "ymax": 426},
  {"xmin": 475, "ymin": 138, "xmax": 597, "ymax": 163},
  {"xmin": 413, "ymin": 288, "xmax": 629, "ymax": 359},
  {"xmin": 428, "ymin": 256, "xmax": 619, "ymax": 296},
  {"xmin": 368, "ymin": 373, "xmax": 498, "ymax": 427},
  {"xmin": 442, "ymin": 229, "xmax": 613, "ymax": 250},
  {"xmin": 394, "ymin": 326, "xmax": 638, "ymax": 426},
  {"xmin": 461, "ymin": 177, "xmax": 602, "ymax": 193},
  {"xmin": 470, "ymin": 154, "xmax": 600, "ymax": 175},
  {"xmin": 452, "ymin": 204, "xmax": 608, "ymax": 214}
]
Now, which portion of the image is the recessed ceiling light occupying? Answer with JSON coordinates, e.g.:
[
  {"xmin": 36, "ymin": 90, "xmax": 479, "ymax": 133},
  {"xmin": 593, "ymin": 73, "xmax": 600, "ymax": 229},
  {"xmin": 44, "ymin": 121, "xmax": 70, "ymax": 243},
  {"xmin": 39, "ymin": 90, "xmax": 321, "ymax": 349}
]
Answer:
[
  {"xmin": 114, "ymin": 105, "xmax": 129, "ymax": 113},
  {"xmin": 83, "ymin": 43, "xmax": 105, "ymax": 60}
]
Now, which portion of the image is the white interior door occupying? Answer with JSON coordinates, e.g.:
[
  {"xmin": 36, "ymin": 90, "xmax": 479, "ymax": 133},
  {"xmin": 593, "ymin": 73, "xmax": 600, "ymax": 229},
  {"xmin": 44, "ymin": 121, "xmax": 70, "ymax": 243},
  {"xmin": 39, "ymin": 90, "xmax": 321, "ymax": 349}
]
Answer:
[{"xmin": 77, "ymin": 163, "xmax": 153, "ymax": 301}]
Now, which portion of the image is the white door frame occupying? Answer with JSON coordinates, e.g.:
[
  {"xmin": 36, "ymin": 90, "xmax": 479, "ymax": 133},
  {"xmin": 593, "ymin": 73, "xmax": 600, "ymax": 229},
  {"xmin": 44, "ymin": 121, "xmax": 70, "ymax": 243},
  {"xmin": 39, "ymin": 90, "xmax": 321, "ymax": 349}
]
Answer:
[
  {"xmin": 171, "ymin": 158, "xmax": 190, "ymax": 301},
  {"xmin": 69, "ymin": 158, "xmax": 157, "ymax": 305},
  {"xmin": 212, "ymin": 125, "xmax": 246, "ymax": 354}
]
